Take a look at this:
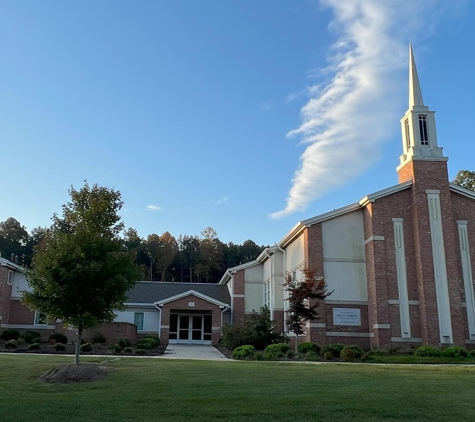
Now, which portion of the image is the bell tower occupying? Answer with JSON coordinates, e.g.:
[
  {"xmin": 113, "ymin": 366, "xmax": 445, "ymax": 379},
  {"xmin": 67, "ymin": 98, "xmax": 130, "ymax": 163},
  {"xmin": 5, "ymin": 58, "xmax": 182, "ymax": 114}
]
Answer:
[{"xmin": 397, "ymin": 45, "xmax": 448, "ymax": 182}]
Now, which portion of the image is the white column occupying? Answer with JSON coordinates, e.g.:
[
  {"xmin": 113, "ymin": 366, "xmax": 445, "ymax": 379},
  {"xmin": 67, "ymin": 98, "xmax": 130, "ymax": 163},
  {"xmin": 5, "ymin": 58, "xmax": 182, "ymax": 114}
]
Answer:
[
  {"xmin": 458, "ymin": 221, "xmax": 475, "ymax": 340},
  {"xmin": 427, "ymin": 190, "xmax": 452, "ymax": 344},
  {"xmin": 392, "ymin": 218, "xmax": 411, "ymax": 338}
]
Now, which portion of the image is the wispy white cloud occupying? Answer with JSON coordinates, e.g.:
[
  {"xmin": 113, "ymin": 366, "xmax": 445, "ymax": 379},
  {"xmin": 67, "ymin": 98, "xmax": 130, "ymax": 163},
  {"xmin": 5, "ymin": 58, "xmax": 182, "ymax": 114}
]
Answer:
[
  {"xmin": 262, "ymin": 101, "xmax": 276, "ymax": 111},
  {"xmin": 271, "ymin": 0, "xmax": 456, "ymax": 219},
  {"xmin": 146, "ymin": 205, "xmax": 161, "ymax": 211},
  {"xmin": 214, "ymin": 196, "xmax": 228, "ymax": 205}
]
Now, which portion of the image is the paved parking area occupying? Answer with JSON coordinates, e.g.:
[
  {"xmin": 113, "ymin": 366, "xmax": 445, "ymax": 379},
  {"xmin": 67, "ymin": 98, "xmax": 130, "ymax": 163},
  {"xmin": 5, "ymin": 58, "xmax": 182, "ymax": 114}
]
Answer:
[{"xmin": 162, "ymin": 344, "xmax": 228, "ymax": 360}]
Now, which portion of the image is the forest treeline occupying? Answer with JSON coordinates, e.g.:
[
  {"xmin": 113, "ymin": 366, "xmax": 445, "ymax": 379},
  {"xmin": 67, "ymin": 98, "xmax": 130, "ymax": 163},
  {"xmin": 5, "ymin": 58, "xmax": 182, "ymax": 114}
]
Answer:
[{"xmin": 0, "ymin": 218, "xmax": 267, "ymax": 284}]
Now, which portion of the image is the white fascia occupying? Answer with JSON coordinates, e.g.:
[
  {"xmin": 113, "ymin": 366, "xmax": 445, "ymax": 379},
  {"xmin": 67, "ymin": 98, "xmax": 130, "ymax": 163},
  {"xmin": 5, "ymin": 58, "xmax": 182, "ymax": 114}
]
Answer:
[{"xmin": 155, "ymin": 289, "xmax": 230, "ymax": 309}]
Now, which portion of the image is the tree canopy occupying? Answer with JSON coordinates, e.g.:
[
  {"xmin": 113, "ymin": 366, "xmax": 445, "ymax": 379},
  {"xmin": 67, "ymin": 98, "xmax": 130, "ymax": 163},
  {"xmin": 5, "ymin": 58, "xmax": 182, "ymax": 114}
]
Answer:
[
  {"xmin": 284, "ymin": 268, "xmax": 332, "ymax": 350},
  {"xmin": 453, "ymin": 170, "xmax": 475, "ymax": 192},
  {"xmin": 22, "ymin": 182, "xmax": 141, "ymax": 364}
]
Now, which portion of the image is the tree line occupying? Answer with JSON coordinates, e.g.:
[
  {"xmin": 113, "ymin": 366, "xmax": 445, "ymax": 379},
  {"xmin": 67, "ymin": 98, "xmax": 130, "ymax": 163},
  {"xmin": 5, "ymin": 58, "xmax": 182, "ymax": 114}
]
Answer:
[{"xmin": 0, "ymin": 218, "xmax": 267, "ymax": 284}]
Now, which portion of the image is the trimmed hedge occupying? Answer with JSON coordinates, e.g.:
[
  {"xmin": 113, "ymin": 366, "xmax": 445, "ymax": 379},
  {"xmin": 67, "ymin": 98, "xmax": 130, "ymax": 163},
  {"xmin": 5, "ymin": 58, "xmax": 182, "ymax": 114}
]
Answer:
[
  {"xmin": 343, "ymin": 345, "xmax": 364, "ymax": 359},
  {"xmin": 321, "ymin": 344, "xmax": 344, "ymax": 358},
  {"xmin": 298, "ymin": 342, "xmax": 320, "ymax": 355},
  {"xmin": 1, "ymin": 329, "xmax": 21, "ymax": 341},
  {"xmin": 23, "ymin": 330, "xmax": 41, "ymax": 344},
  {"xmin": 264, "ymin": 343, "xmax": 289, "ymax": 360},
  {"xmin": 232, "ymin": 345, "xmax": 256, "ymax": 360},
  {"xmin": 414, "ymin": 345, "xmax": 441, "ymax": 357},
  {"xmin": 442, "ymin": 346, "xmax": 469, "ymax": 358},
  {"xmin": 49, "ymin": 333, "xmax": 68, "ymax": 344}
]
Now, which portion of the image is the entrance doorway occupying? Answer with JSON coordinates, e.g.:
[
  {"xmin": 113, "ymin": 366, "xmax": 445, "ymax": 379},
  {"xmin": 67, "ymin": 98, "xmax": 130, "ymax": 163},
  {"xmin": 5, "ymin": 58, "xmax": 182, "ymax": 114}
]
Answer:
[{"xmin": 169, "ymin": 313, "xmax": 212, "ymax": 344}]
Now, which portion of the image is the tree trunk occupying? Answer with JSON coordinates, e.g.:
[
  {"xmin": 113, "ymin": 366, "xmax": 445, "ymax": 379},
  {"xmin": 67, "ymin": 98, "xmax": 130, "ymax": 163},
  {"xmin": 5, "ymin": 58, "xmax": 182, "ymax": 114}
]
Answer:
[
  {"xmin": 75, "ymin": 326, "xmax": 83, "ymax": 366},
  {"xmin": 294, "ymin": 331, "xmax": 299, "ymax": 353}
]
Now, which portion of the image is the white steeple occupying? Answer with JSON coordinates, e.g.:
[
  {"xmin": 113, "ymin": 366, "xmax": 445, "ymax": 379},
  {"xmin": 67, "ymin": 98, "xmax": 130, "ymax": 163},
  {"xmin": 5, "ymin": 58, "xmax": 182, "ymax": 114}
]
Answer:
[
  {"xmin": 397, "ymin": 45, "xmax": 447, "ymax": 171},
  {"xmin": 409, "ymin": 44, "xmax": 424, "ymax": 108}
]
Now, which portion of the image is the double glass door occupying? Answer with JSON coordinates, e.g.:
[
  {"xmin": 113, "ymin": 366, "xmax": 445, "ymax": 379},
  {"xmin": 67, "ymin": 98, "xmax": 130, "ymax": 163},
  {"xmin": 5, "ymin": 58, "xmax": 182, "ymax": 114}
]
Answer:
[{"xmin": 169, "ymin": 314, "xmax": 212, "ymax": 344}]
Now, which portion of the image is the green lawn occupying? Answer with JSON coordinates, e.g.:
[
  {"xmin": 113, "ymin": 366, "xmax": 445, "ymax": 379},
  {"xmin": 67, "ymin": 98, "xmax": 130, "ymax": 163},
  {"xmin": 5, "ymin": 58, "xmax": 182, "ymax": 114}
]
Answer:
[{"xmin": 1, "ymin": 355, "xmax": 475, "ymax": 421}]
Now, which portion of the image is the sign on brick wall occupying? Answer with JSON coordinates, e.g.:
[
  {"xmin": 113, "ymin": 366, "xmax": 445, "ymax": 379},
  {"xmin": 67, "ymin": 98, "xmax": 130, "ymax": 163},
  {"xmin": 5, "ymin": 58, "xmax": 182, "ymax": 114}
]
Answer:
[{"xmin": 333, "ymin": 308, "xmax": 361, "ymax": 326}]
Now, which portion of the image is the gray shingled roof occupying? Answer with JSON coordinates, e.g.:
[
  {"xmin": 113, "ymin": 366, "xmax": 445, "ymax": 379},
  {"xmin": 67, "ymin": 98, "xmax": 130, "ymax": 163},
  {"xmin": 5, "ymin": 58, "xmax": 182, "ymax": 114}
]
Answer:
[{"xmin": 126, "ymin": 282, "xmax": 231, "ymax": 305}]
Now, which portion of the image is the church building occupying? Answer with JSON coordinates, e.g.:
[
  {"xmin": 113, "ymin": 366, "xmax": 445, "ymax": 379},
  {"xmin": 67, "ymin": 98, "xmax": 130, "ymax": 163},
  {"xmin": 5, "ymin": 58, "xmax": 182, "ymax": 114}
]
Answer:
[
  {"xmin": 2, "ymin": 48, "xmax": 475, "ymax": 351},
  {"xmin": 219, "ymin": 46, "xmax": 475, "ymax": 350}
]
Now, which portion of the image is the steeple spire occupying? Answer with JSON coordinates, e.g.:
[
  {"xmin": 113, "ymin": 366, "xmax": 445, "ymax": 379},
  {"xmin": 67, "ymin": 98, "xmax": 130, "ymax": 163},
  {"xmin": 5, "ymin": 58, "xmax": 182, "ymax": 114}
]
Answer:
[
  {"xmin": 409, "ymin": 44, "xmax": 424, "ymax": 108},
  {"xmin": 397, "ymin": 45, "xmax": 447, "ymax": 175}
]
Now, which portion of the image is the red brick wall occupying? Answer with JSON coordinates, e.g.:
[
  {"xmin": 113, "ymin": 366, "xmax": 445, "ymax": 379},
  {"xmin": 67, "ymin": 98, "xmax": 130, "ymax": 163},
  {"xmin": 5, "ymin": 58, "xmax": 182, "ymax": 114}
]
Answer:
[
  {"xmin": 84, "ymin": 322, "xmax": 138, "ymax": 344},
  {"xmin": 232, "ymin": 270, "xmax": 245, "ymax": 323},
  {"xmin": 0, "ymin": 267, "xmax": 13, "ymax": 326}
]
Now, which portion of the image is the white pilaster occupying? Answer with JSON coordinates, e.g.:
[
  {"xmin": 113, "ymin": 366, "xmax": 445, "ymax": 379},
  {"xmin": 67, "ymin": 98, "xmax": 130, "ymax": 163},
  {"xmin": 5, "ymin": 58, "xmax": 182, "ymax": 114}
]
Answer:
[
  {"xmin": 457, "ymin": 221, "xmax": 475, "ymax": 340},
  {"xmin": 427, "ymin": 190, "xmax": 453, "ymax": 344},
  {"xmin": 392, "ymin": 218, "xmax": 411, "ymax": 338}
]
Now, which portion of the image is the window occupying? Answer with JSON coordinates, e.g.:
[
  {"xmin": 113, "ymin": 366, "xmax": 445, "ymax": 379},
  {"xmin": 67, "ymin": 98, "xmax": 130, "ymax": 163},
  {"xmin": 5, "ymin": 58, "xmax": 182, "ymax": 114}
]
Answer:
[
  {"xmin": 404, "ymin": 119, "xmax": 411, "ymax": 150},
  {"xmin": 264, "ymin": 281, "xmax": 270, "ymax": 308},
  {"xmin": 34, "ymin": 311, "xmax": 48, "ymax": 325},
  {"xmin": 134, "ymin": 312, "xmax": 144, "ymax": 331},
  {"xmin": 7, "ymin": 270, "xmax": 14, "ymax": 285},
  {"xmin": 418, "ymin": 114, "xmax": 429, "ymax": 146}
]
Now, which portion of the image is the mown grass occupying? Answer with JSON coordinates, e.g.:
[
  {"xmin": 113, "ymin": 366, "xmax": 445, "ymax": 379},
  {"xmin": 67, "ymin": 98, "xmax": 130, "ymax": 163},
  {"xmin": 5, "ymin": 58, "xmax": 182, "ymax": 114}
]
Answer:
[{"xmin": 1, "ymin": 355, "xmax": 475, "ymax": 421}]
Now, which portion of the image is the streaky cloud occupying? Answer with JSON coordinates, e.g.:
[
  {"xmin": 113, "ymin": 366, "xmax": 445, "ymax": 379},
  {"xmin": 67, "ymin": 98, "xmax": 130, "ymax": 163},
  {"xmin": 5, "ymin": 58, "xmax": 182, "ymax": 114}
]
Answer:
[{"xmin": 270, "ymin": 0, "xmax": 453, "ymax": 219}]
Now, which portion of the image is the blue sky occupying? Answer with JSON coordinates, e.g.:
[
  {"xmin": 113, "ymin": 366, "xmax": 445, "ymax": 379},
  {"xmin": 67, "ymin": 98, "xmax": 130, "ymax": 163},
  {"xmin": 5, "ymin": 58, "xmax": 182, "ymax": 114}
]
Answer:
[{"xmin": 1, "ymin": 1, "xmax": 474, "ymax": 246}]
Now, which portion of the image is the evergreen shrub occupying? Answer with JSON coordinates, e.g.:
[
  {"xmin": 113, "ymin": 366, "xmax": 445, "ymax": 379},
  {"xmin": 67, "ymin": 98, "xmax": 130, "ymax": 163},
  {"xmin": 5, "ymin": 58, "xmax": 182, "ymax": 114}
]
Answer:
[
  {"xmin": 49, "ymin": 333, "xmax": 68, "ymax": 344},
  {"xmin": 264, "ymin": 343, "xmax": 289, "ymax": 360},
  {"xmin": 5, "ymin": 339, "xmax": 17, "ymax": 349},
  {"xmin": 1, "ymin": 329, "xmax": 21, "ymax": 341},
  {"xmin": 442, "ymin": 346, "xmax": 469, "ymax": 358},
  {"xmin": 322, "ymin": 344, "xmax": 344, "ymax": 358},
  {"xmin": 118, "ymin": 338, "xmax": 132, "ymax": 348},
  {"xmin": 232, "ymin": 345, "xmax": 256, "ymax": 360},
  {"xmin": 55, "ymin": 343, "xmax": 66, "ymax": 351},
  {"xmin": 91, "ymin": 333, "xmax": 107, "ymax": 344},
  {"xmin": 340, "ymin": 348, "xmax": 356, "ymax": 362},
  {"xmin": 414, "ymin": 345, "xmax": 441, "ymax": 357},
  {"xmin": 298, "ymin": 342, "xmax": 320, "ymax": 355},
  {"xmin": 343, "ymin": 345, "xmax": 364, "ymax": 358},
  {"xmin": 23, "ymin": 330, "xmax": 41, "ymax": 344},
  {"xmin": 141, "ymin": 335, "xmax": 160, "ymax": 347},
  {"xmin": 29, "ymin": 343, "xmax": 41, "ymax": 350}
]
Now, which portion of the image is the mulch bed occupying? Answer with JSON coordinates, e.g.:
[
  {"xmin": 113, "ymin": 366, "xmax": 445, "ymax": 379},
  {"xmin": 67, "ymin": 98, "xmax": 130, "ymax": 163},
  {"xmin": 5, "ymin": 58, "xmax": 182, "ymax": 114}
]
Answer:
[
  {"xmin": 0, "ymin": 341, "xmax": 166, "ymax": 356},
  {"xmin": 41, "ymin": 363, "xmax": 108, "ymax": 384}
]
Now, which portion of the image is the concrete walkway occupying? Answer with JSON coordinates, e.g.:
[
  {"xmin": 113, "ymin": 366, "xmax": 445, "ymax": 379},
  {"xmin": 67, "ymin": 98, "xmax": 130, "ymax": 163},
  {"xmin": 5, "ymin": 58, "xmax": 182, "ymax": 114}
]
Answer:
[{"xmin": 161, "ymin": 344, "xmax": 229, "ymax": 361}]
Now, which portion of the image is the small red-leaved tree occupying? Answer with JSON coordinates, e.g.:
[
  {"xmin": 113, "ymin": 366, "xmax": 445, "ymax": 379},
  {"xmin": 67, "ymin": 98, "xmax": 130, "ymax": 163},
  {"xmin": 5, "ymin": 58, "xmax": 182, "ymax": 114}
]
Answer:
[{"xmin": 284, "ymin": 267, "xmax": 332, "ymax": 351}]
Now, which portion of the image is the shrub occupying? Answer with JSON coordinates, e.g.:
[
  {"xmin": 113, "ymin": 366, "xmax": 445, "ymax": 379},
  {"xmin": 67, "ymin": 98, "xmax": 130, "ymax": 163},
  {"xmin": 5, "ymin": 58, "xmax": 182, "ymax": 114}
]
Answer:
[
  {"xmin": 469, "ymin": 349, "xmax": 475, "ymax": 358},
  {"xmin": 108, "ymin": 343, "xmax": 122, "ymax": 354},
  {"xmin": 298, "ymin": 342, "xmax": 321, "ymax": 355},
  {"xmin": 55, "ymin": 343, "xmax": 66, "ymax": 351},
  {"xmin": 264, "ymin": 343, "xmax": 289, "ymax": 360},
  {"xmin": 80, "ymin": 342, "xmax": 92, "ymax": 353},
  {"xmin": 135, "ymin": 348, "xmax": 148, "ymax": 355},
  {"xmin": 4, "ymin": 339, "xmax": 17, "ymax": 349},
  {"xmin": 141, "ymin": 335, "xmax": 160, "ymax": 347},
  {"xmin": 222, "ymin": 307, "xmax": 287, "ymax": 350},
  {"xmin": 442, "ymin": 346, "xmax": 469, "ymax": 358},
  {"xmin": 369, "ymin": 349, "xmax": 388, "ymax": 356},
  {"xmin": 414, "ymin": 345, "xmax": 441, "ymax": 357},
  {"xmin": 324, "ymin": 352, "xmax": 333, "ymax": 360},
  {"xmin": 29, "ymin": 343, "xmax": 41, "ymax": 350},
  {"xmin": 49, "ymin": 339, "xmax": 57, "ymax": 345},
  {"xmin": 124, "ymin": 347, "xmax": 132, "ymax": 353},
  {"xmin": 343, "ymin": 345, "xmax": 364, "ymax": 358},
  {"xmin": 340, "ymin": 348, "xmax": 355, "ymax": 362},
  {"xmin": 1, "ymin": 329, "xmax": 21, "ymax": 341},
  {"xmin": 232, "ymin": 345, "xmax": 256, "ymax": 360},
  {"xmin": 306, "ymin": 351, "xmax": 319, "ymax": 361},
  {"xmin": 118, "ymin": 338, "xmax": 132, "ymax": 348},
  {"xmin": 286, "ymin": 349, "xmax": 295, "ymax": 359},
  {"xmin": 388, "ymin": 346, "xmax": 402, "ymax": 355},
  {"xmin": 23, "ymin": 330, "xmax": 41, "ymax": 344},
  {"xmin": 322, "ymin": 344, "xmax": 344, "ymax": 358},
  {"xmin": 49, "ymin": 333, "xmax": 68, "ymax": 344},
  {"xmin": 136, "ymin": 338, "xmax": 156, "ymax": 350},
  {"xmin": 91, "ymin": 333, "xmax": 107, "ymax": 344}
]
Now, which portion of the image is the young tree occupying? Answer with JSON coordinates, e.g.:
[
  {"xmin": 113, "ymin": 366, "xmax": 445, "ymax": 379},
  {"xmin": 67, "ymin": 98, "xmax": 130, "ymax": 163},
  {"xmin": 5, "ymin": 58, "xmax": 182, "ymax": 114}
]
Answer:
[
  {"xmin": 284, "ymin": 267, "xmax": 332, "ymax": 352},
  {"xmin": 453, "ymin": 170, "xmax": 475, "ymax": 192},
  {"xmin": 22, "ymin": 182, "xmax": 141, "ymax": 365}
]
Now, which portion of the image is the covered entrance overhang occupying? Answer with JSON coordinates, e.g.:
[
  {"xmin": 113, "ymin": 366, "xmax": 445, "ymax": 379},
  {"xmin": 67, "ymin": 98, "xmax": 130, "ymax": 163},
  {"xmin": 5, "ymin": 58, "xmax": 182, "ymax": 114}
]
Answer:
[{"xmin": 155, "ymin": 289, "xmax": 229, "ymax": 346}]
